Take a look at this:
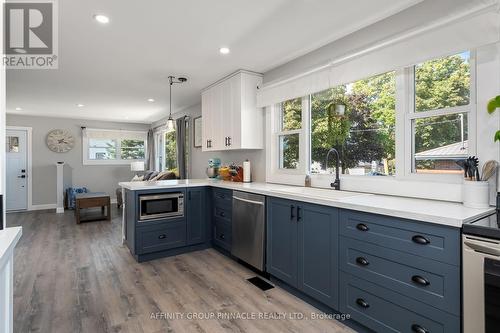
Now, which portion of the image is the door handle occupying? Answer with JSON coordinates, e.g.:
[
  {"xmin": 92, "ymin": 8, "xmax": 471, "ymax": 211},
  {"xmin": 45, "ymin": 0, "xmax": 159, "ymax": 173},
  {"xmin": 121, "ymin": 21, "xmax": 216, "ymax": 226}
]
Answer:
[
  {"xmin": 21, "ymin": 169, "xmax": 26, "ymax": 173},
  {"xmin": 411, "ymin": 324, "xmax": 429, "ymax": 333},
  {"xmin": 227, "ymin": 137, "xmax": 231, "ymax": 146},
  {"xmin": 356, "ymin": 223, "xmax": 369, "ymax": 231},
  {"xmin": 356, "ymin": 257, "xmax": 369, "ymax": 266},
  {"xmin": 411, "ymin": 275, "xmax": 430, "ymax": 286},
  {"xmin": 18, "ymin": 175, "xmax": 26, "ymax": 178},
  {"xmin": 290, "ymin": 205, "xmax": 295, "ymax": 220},
  {"xmin": 297, "ymin": 206, "xmax": 302, "ymax": 222},
  {"xmin": 355, "ymin": 298, "xmax": 370, "ymax": 308},
  {"xmin": 412, "ymin": 235, "xmax": 430, "ymax": 245},
  {"xmin": 158, "ymin": 234, "xmax": 167, "ymax": 239}
]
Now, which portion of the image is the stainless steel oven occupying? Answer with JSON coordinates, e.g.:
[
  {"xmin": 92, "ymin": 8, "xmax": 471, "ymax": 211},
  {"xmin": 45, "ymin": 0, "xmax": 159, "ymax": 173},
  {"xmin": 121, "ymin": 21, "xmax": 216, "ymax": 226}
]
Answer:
[
  {"xmin": 139, "ymin": 192, "xmax": 184, "ymax": 221},
  {"xmin": 463, "ymin": 213, "xmax": 500, "ymax": 333}
]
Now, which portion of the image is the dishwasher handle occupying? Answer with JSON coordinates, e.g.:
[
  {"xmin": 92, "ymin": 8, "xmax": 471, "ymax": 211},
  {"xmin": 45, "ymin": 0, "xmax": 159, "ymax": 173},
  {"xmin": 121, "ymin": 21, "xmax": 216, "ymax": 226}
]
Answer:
[
  {"xmin": 464, "ymin": 238, "xmax": 500, "ymax": 257},
  {"xmin": 233, "ymin": 196, "xmax": 265, "ymax": 206}
]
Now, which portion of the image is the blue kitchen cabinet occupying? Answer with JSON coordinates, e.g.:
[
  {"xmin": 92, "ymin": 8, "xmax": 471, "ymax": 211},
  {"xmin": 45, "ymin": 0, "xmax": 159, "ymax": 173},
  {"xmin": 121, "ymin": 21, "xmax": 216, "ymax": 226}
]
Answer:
[
  {"xmin": 267, "ymin": 197, "xmax": 299, "ymax": 287},
  {"xmin": 267, "ymin": 197, "xmax": 339, "ymax": 309},
  {"xmin": 298, "ymin": 202, "xmax": 339, "ymax": 309},
  {"xmin": 186, "ymin": 187, "xmax": 207, "ymax": 246}
]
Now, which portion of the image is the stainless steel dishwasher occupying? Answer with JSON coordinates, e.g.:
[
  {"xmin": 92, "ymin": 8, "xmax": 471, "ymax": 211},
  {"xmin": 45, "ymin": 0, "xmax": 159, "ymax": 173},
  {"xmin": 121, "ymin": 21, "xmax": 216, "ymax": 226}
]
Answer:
[{"xmin": 232, "ymin": 191, "xmax": 266, "ymax": 271}]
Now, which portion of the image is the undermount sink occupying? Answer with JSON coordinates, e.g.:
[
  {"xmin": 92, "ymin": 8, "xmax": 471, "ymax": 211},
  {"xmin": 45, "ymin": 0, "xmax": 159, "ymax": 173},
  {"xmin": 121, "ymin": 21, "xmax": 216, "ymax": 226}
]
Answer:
[{"xmin": 269, "ymin": 187, "xmax": 368, "ymax": 200}]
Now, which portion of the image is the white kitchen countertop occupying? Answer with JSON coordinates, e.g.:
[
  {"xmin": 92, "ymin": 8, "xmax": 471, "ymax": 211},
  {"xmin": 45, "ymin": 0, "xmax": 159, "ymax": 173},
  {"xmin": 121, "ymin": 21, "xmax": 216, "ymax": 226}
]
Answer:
[
  {"xmin": 119, "ymin": 179, "xmax": 495, "ymax": 228},
  {"xmin": 0, "ymin": 227, "xmax": 22, "ymax": 268}
]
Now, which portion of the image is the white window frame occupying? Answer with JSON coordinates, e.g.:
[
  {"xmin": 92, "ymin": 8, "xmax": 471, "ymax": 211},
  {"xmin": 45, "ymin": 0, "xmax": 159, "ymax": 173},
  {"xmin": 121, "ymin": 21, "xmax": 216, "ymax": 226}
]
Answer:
[
  {"xmin": 82, "ymin": 129, "xmax": 147, "ymax": 165},
  {"xmin": 267, "ymin": 50, "xmax": 477, "ymax": 187},
  {"xmin": 398, "ymin": 50, "xmax": 477, "ymax": 183},
  {"xmin": 267, "ymin": 98, "xmax": 309, "ymax": 185}
]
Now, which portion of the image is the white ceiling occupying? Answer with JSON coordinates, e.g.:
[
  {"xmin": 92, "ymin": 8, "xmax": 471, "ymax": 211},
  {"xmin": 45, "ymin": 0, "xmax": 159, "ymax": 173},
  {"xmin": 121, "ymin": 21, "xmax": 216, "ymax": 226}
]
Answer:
[{"xmin": 6, "ymin": 0, "xmax": 422, "ymax": 124}]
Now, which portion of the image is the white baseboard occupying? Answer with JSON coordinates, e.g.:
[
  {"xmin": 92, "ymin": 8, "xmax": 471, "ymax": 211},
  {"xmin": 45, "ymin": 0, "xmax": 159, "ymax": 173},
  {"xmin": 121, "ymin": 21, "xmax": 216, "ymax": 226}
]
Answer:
[{"xmin": 29, "ymin": 204, "xmax": 57, "ymax": 211}]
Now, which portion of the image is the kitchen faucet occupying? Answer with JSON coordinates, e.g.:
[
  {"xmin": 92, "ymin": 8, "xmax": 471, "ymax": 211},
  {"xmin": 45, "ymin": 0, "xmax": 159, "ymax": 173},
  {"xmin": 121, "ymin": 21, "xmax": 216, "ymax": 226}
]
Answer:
[{"xmin": 325, "ymin": 148, "xmax": 341, "ymax": 190}]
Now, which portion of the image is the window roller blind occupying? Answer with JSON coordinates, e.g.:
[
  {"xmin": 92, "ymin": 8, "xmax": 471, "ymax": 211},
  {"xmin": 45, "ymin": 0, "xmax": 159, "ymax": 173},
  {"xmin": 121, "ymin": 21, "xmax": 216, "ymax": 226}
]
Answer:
[
  {"xmin": 83, "ymin": 128, "xmax": 147, "ymax": 141},
  {"xmin": 257, "ymin": 8, "xmax": 500, "ymax": 107}
]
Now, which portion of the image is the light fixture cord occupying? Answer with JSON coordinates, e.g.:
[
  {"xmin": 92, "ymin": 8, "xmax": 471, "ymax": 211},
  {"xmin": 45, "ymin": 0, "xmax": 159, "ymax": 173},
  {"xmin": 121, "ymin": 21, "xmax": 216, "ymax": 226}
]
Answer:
[{"xmin": 169, "ymin": 76, "xmax": 173, "ymax": 118}]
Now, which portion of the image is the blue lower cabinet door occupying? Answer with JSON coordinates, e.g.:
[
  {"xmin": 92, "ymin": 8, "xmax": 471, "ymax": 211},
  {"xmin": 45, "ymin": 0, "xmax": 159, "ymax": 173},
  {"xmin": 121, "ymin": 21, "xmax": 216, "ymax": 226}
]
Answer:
[
  {"xmin": 267, "ymin": 197, "xmax": 298, "ymax": 288},
  {"xmin": 298, "ymin": 203, "xmax": 339, "ymax": 309},
  {"xmin": 186, "ymin": 188, "xmax": 206, "ymax": 245}
]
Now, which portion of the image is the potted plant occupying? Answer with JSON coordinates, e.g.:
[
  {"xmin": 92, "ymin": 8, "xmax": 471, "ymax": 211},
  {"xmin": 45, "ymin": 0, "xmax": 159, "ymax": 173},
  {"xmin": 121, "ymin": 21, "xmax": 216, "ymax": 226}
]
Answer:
[{"xmin": 487, "ymin": 95, "xmax": 500, "ymax": 141}]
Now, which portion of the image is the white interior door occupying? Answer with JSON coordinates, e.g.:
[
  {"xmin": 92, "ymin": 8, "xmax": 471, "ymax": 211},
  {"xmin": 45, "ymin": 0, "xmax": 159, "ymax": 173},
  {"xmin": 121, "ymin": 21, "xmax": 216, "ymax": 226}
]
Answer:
[{"xmin": 6, "ymin": 129, "xmax": 27, "ymax": 210}]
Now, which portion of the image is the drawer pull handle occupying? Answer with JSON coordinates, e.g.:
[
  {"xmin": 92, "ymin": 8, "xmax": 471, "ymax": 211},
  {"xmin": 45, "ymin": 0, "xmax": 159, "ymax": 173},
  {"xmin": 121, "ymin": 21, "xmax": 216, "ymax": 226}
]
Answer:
[
  {"xmin": 297, "ymin": 206, "xmax": 302, "ymax": 222},
  {"xmin": 411, "ymin": 324, "xmax": 429, "ymax": 333},
  {"xmin": 158, "ymin": 234, "xmax": 167, "ymax": 239},
  {"xmin": 356, "ymin": 298, "xmax": 370, "ymax": 308},
  {"xmin": 356, "ymin": 257, "xmax": 369, "ymax": 266},
  {"xmin": 412, "ymin": 235, "xmax": 430, "ymax": 245},
  {"xmin": 220, "ymin": 234, "xmax": 225, "ymax": 240},
  {"xmin": 356, "ymin": 223, "xmax": 369, "ymax": 231},
  {"xmin": 220, "ymin": 212, "xmax": 225, "ymax": 217},
  {"xmin": 411, "ymin": 275, "xmax": 430, "ymax": 286}
]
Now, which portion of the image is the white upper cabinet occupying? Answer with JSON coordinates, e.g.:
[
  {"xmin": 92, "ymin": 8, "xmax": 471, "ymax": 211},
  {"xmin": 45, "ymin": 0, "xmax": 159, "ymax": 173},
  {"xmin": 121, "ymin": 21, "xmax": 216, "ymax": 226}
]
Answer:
[{"xmin": 201, "ymin": 70, "xmax": 263, "ymax": 151}]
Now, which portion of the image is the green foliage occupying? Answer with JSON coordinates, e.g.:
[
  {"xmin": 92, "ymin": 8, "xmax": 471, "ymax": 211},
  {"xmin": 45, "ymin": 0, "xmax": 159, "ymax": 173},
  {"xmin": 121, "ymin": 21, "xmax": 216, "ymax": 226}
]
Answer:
[
  {"xmin": 164, "ymin": 131, "xmax": 177, "ymax": 171},
  {"xmin": 120, "ymin": 139, "xmax": 145, "ymax": 160},
  {"xmin": 495, "ymin": 130, "xmax": 500, "ymax": 142},
  {"xmin": 281, "ymin": 53, "xmax": 471, "ymax": 174}
]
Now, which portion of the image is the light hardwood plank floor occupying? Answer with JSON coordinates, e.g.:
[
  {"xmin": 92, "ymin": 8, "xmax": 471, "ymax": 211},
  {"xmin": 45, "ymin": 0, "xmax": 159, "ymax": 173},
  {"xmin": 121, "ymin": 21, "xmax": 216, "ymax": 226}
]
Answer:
[{"xmin": 7, "ymin": 207, "xmax": 355, "ymax": 333}]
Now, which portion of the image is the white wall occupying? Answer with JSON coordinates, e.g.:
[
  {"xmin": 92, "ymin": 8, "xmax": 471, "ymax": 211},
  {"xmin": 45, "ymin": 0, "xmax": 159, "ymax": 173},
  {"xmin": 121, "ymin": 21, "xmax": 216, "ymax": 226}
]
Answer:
[
  {"xmin": 6, "ymin": 114, "xmax": 150, "ymax": 207},
  {"xmin": 153, "ymin": 104, "xmax": 266, "ymax": 182}
]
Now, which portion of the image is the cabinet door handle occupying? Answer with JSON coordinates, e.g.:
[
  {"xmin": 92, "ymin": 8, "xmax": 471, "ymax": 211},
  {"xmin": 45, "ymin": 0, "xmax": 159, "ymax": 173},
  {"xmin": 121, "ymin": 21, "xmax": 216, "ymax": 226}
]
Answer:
[
  {"xmin": 412, "ymin": 235, "xmax": 430, "ymax": 245},
  {"xmin": 356, "ymin": 223, "xmax": 369, "ymax": 231},
  {"xmin": 220, "ymin": 233, "xmax": 225, "ymax": 240},
  {"xmin": 220, "ymin": 211, "xmax": 225, "ymax": 217},
  {"xmin": 228, "ymin": 137, "xmax": 231, "ymax": 146},
  {"xmin": 290, "ymin": 205, "xmax": 295, "ymax": 220},
  {"xmin": 297, "ymin": 206, "xmax": 302, "ymax": 222},
  {"xmin": 411, "ymin": 275, "xmax": 430, "ymax": 286},
  {"xmin": 356, "ymin": 257, "xmax": 369, "ymax": 266},
  {"xmin": 158, "ymin": 234, "xmax": 167, "ymax": 239},
  {"xmin": 224, "ymin": 137, "xmax": 228, "ymax": 146},
  {"xmin": 411, "ymin": 324, "xmax": 429, "ymax": 333},
  {"xmin": 355, "ymin": 298, "xmax": 370, "ymax": 308}
]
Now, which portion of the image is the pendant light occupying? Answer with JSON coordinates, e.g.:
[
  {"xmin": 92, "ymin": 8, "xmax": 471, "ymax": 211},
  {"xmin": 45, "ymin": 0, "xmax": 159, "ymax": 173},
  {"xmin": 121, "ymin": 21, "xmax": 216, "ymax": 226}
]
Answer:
[{"xmin": 166, "ymin": 75, "xmax": 188, "ymax": 132}]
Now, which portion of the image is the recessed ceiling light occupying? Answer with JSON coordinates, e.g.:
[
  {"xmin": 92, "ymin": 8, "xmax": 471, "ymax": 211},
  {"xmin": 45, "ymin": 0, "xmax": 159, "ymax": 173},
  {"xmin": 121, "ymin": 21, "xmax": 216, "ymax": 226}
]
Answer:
[
  {"xmin": 219, "ymin": 47, "xmax": 230, "ymax": 55},
  {"xmin": 77, "ymin": 103, "xmax": 85, "ymax": 107},
  {"xmin": 93, "ymin": 14, "xmax": 110, "ymax": 24},
  {"xmin": 147, "ymin": 98, "xmax": 155, "ymax": 102},
  {"xmin": 15, "ymin": 107, "xmax": 22, "ymax": 111}
]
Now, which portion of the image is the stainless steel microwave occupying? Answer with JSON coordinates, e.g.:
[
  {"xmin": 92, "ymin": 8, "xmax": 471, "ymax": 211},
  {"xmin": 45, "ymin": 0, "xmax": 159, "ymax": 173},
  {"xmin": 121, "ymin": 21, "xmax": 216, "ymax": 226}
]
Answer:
[{"xmin": 139, "ymin": 192, "xmax": 184, "ymax": 221}]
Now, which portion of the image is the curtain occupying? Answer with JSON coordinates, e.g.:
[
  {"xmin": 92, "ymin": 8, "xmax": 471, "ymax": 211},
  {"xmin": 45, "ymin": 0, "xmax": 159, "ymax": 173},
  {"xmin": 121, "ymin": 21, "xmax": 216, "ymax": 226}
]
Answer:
[
  {"xmin": 176, "ymin": 118, "xmax": 187, "ymax": 179},
  {"xmin": 145, "ymin": 129, "xmax": 155, "ymax": 171}
]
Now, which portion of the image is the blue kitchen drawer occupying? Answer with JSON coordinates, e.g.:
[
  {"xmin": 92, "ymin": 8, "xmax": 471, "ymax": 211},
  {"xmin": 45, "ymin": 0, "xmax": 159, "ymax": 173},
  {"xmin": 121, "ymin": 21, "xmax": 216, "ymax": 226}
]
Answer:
[
  {"xmin": 214, "ymin": 205, "xmax": 231, "ymax": 222},
  {"xmin": 213, "ymin": 217, "xmax": 231, "ymax": 251},
  {"xmin": 340, "ymin": 236, "xmax": 460, "ymax": 315},
  {"xmin": 136, "ymin": 221, "xmax": 187, "ymax": 254},
  {"xmin": 339, "ymin": 272, "xmax": 460, "ymax": 333},
  {"xmin": 339, "ymin": 210, "xmax": 460, "ymax": 265},
  {"xmin": 213, "ymin": 188, "xmax": 233, "ymax": 209}
]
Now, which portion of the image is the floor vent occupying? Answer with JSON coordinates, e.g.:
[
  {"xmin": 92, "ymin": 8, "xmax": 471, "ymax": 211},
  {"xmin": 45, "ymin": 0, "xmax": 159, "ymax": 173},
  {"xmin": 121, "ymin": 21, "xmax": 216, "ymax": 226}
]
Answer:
[{"xmin": 247, "ymin": 276, "xmax": 274, "ymax": 291}]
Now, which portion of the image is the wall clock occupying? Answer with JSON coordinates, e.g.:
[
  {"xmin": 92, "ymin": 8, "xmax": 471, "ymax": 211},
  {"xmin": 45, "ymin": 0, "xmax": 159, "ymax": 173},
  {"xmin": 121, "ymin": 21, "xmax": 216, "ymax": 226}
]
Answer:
[{"xmin": 46, "ymin": 129, "xmax": 75, "ymax": 153}]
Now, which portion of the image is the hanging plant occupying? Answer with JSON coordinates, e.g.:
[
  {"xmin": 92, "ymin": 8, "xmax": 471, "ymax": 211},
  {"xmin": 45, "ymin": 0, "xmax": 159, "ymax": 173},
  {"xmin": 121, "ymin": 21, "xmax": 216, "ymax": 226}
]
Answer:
[
  {"xmin": 487, "ymin": 95, "xmax": 500, "ymax": 141},
  {"xmin": 327, "ymin": 101, "xmax": 350, "ymax": 148}
]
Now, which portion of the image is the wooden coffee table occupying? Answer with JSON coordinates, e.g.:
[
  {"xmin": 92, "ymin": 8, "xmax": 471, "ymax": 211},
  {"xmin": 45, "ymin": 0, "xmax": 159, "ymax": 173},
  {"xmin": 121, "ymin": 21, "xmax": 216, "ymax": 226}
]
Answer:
[{"xmin": 75, "ymin": 192, "xmax": 111, "ymax": 224}]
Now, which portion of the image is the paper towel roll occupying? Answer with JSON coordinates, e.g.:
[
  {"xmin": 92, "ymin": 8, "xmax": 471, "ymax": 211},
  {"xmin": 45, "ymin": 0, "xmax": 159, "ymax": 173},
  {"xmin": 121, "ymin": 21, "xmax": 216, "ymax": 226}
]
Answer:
[{"xmin": 243, "ymin": 160, "xmax": 251, "ymax": 183}]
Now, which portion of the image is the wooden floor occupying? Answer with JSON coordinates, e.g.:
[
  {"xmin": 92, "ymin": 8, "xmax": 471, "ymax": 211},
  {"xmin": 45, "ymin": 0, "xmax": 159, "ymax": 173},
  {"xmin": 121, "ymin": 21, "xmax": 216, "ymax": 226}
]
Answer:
[{"xmin": 7, "ymin": 207, "xmax": 354, "ymax": 333}]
